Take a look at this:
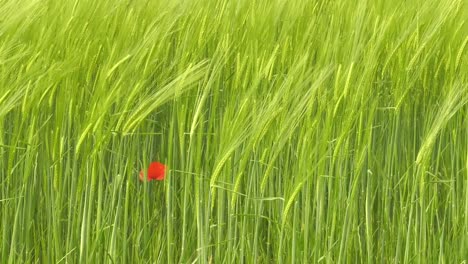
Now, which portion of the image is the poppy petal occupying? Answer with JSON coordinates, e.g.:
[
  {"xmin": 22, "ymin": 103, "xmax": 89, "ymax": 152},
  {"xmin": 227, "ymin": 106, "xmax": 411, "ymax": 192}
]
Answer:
[
  {"xmin": 139, "ymin": 170, "xmax": 146, "ymax": 181},
  {"xmin": 148, "ymin": 161, "xmax": 166, "ymax": 181}
]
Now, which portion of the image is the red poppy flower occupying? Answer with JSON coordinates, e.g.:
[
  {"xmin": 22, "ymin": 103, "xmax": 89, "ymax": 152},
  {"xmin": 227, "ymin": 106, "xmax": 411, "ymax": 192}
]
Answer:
[{"xmin": 139, "ymin": 161, "xmax": 166, "ymax": 181}]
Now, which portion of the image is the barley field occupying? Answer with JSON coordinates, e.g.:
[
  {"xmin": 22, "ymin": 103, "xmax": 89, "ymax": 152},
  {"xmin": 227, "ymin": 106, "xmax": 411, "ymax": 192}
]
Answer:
[{"xmin": 1, "ymin": 0, "xmax": 467, "ymax": 263}]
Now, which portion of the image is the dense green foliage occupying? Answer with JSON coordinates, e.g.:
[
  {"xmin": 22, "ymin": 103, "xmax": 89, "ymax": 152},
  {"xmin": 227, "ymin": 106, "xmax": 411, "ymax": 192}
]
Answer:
[{"xmin": 1, "ymin": 0, "xmax": 467, "ymax": 262}]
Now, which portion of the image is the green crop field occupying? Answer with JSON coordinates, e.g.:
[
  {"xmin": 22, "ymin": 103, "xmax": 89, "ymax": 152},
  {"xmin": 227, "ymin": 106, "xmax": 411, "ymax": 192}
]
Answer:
[{"xmin": 1, "ymin": 0, "xmax": 467, "ymax": 263}]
